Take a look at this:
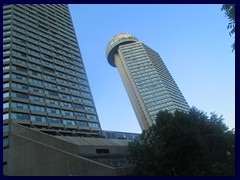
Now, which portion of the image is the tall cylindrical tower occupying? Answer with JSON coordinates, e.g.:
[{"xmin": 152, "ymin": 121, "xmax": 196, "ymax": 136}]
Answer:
[{"xmin": 105, "ymin": 33, "xmax": 189, "ymax": 130}]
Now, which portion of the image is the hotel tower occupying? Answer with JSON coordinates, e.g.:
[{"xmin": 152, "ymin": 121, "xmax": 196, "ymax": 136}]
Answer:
[{"xmin": 106, "ymin": 33, "xmax": 190, "ymax": 130}]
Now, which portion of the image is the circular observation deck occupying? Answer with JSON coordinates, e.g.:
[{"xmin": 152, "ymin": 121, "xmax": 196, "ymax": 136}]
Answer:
[{"xmin": 105, "ymin": 33, "xmax": 138, "ymax": 67}]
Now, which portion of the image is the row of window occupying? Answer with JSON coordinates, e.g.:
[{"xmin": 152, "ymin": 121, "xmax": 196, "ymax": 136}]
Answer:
[
  {"xmin": 128, "ymin": 60, "xmax": 152, "ymax": 70},
  {"xmin": 4, "ymin": 82, "xmax": 91, "ymax": 102},
  {"xmin": 4, "ymin": 8, "xmax": 75, "ymax": 48},
  {"xmin": 3, "ymin": 113, "xmax": 99, "ymax": 128},
  {"xmin": 147, "ymin": 102, "xmax": 175, "ymax": 112},
  {"xmin": 4, "ymin": 55, "xmax": 86, "ymax": 81},
  {"xmin": 120, "ymin": 44, "xmax": 143, "ymax": 53},
  {"xmin": 12, "ymin": 13, "xmax": 76, "ymax": 44},
  {"xmin": 132, "ymin": 69, "xmax": 156, "ymax": 80},
  {"xmin": 126, "ymin": 56, "xmax": 150, "ymax": 67},
  {"xmin": 11, "ymin": 7, "xmax": 73, "ymax": 35},
  {"xmin": 146, "ymin": 97, "xmax": 173, "ymax": 109},
  {"xmin": 134, "ymin": 74, "xmax": 159, "ymax": 84},
  {"xmin": 7, "ymin": 80, "xmax": 91, "ymax": 98},
  {"xmin": 14, "ymin": 4, "xmax": 73, "ymax": 31},
  {"xmin": 3, "ymin": 70, "xmax": 89, "ymax": 93},
  {"xmin": 7, "ymin": 71, "xmax": 89, "ymax": 91},
  {"xmin": 11, "ymin": 28, "xmax": 80, "ymax": 57},
  {"xmin": 143, "ymin": 92, "xmax": 170, "ymax": 104},
  {"xmin": 131, "ymin": 67, "xmax": 155, "ymax": 76},
  {"xmin": 142, "ymin": 87, "xmax": 166, "ymax": 100},
  {"xmin": 4, "ymin": 101, "xmax": 97, "ymax": 119},
  {"xmin": 10, "ymin": 49, "xmax": 84, "ymax": 74},
  {"xmin": 123, "ymin": 50, "xmax": 146, "ymax": 59},
  {"xmin": 11, "ymin": 19, "xmax": 78, "ymax": 52},
  {"xmin": 10, "ymin": 26, "xmax": 79, "ymax": 58},
  {"xmin": 142, "ymin": 87, "xmax": 166, "ymax": 98},
  {"xmin": 138, "ymin": 82, "xmax": 164, "ymax": 94},
  {"xmin": 4, "ymin": 92, "xmax": 95, "ymax": 111}
]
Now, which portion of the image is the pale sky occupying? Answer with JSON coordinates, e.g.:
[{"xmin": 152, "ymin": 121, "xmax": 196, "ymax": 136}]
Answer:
[{"xmin": 69, "ymin": 4, "xmax": 235, "ymax": 133}]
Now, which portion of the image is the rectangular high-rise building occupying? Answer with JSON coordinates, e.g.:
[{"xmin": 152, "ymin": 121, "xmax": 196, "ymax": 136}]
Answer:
[
  {"xmin": 3, "ymin": 4, "xmax": 101, "ymax": 158},
  {"xmin": 106, "ymin": 34, "xmax": 190, "ymax": 130}
]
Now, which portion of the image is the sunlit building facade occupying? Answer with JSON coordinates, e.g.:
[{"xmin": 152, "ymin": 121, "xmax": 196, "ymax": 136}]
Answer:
[
  {"xmin": 106, "ymin": 33, "xmax": 190, "ymax": 130},
  {"xmin": 3, "ymin": 4, "xmax": 102, "ymax": 174}
]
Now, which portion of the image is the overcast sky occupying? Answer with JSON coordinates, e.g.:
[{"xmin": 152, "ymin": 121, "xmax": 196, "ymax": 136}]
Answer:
[{"xmin": 69, "ymin": 4, "xmax": 235, "ymax": 133}]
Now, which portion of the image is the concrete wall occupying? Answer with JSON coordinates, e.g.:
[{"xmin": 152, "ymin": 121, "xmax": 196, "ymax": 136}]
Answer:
[
  {"xmin": 6, "ymin": 123, "xmax": 134, "ymax": 176},
  {"xmin": 7, "ymin": 134, "xmax": 118, "ymax": 176}
]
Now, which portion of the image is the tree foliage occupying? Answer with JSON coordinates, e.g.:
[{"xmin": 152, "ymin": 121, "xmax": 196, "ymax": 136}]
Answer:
[
  {"xmin": 128, "ymin": 107, "xmax": 235, "ymax": 176},
  {"xmin": 221, "ymin": 4, "xmax": 235, "ymax": 51}
]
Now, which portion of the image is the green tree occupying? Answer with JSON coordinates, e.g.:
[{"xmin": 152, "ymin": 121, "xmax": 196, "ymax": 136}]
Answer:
[
  {"xmin": 128, "ymin": 107, "xmax": 235, "ymax": 176},
  {"xmin": 221, "ymin": 4, "xmax": 235, "ymax": 51}
]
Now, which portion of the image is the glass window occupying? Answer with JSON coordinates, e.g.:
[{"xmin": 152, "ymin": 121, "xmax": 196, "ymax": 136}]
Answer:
[
  {"xmin": 12, "ymin": 82, "xmax": 28, "ymax": 90},
  {"xmin": 30, "ymin": 105, "xmax": 45, "ymax": 112},
  {"xmin": 44, "ymin": 82, "xmax": 57, "ymax": 88},
  {"xmin": 47, "ymin": 108, "xmax": 60, "ymax": 114},
  {"xmin": 48, "ymin": 117, "xmax": 62, "ymax": 124},
  {"xmin": 3, "ymin": 102, "xmax": 9, "ymax": 109},
  {"xmin": 73, "ymin": 104, "xmax": 84, "ymax": 110},
  {"xmin": 3, "ymin": 73, "xmax": 10, "ymax": 79},
  {"xmin": 79, "ymin": 85, "xmax": 89, "ymax": 91},
  {"xmin": 76, "ymin": 121, "xmax": 88, "ymax": 127},
  {"xmin": 3, "ymin": 83, "xmax": 9, "ymax": 88},
  {"xmin": 28, "ymin": 55, "xmax": 41, "ymax": 63},
  {"xmin": 12, "ymin": 65, "xmax": 27, "ymax": 72},
  {"xmin": 29, "ymin": 86, "xmax": 43, "ymax": 93},
  {"xmin": 12, "ymin": 102, "xmax": 29, "ymax": 110},
  {"xmin": 3, "ymin": 125, "xmax": 9, "ymax": 133},
  {"xmin": 30, "ymin": 115, "xmax": 46, "ymax": 122},
  {"xmin": 12, "ymin": 57, "xmax": 27, "ymax": 64},
  {"xmin": 60, "ymin": 101, "xmax": 72, "ymax": 108},
  {"xmin": 81, "ymin": 92, "xmax": 91, "ymax": 98},
  {"xmin": 85, "ymin": 106, "xmax": 95, "ymax": 112},
  {"xmin": 56, "ymin": 70, "xmax": 65, "ymax": 77},
  {"xmin": 83, "ymin": 99, "xmax": 93, "ymax": 105},
  {"xmin": 75, "ymin": 112, "xmax": 86, "ymax": 118},
  {"xmin": 57, "ymin": 77, "xmax": 67, "ymax": 84},
  {"xmin": 86, "ymin": 114, "xmax": 97, "ymax": 120},
  {"xmin": 3, "ymin": 92, "xmax": 9, "ymax": 98},
  {"xmin": 12, "ymin": 92, "xmax": 28, "ymax": 99},
  {"xmin": 3, "ymin": 113, "xmax": 9, "ymax": 120},
  {"xmin": 88, "ymin": 122, "xmax": 99, "ymax": 128},
  {"xmin": 3, "ymin": 65, "xmax": 10, "ymax": 71},
  {"xmin": 72, "ymin": 96, "xmax": 82, "ymax": 102},
  {"xmin": 58, "ymin": 85, "xmax": 69, "ymax": 91},
  {"xmin": 59, "ymin": 93, "xmax": 71, "ymax": 99},
  {"xmin": 63, "ymin": 119, "xmax": 75, "ymax": 126},
  {"xmin": 29, "ymin": 77, "xmax": 43, "ymax": 85},
  {"xmin": 45, "ymin": 90, "xmax": 58, "ymax": 96},
  {"xmin": 30, "ymin": 95, "xmax": 44, "ymax": 103},
  {"xmin": 12, "ymin": 73, "xmax": 27, "ymax": 81},
  {"xmin": 62, "ymin": 110, "xmax": 73, "ymax": 116},
  {"xmin": 43, "ymin": 74, "xmax": 55, "ymax": 80},
  {"xmin": 11, "ymin": 113, "xmax": 29, "ymax": 120},
  {"xmin": 46, "ymin": 98, "xmax": 59, "ymax": 105},
  {"xmin": 29, "ymin": 70, "xmax": 41, "ymax": 77},
  {"xmin": 70, "ymin": 88, "xmax": 81, "ymax": 95},
  {"xmin": 3, "ymin": 138, "xmax": 8, "ymax": 147},
  {"xmin": 79, "ymin": 75, "xmax": 87, "ymax": 81}
]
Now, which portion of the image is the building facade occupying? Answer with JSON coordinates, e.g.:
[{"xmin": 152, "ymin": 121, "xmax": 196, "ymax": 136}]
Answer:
[
  {"xmin": 102, "ymin": 130, "xmax": 139, "ymax": 140},
  {"xmin": 106, "ymin": 33, "xmax": 190, "ymax": 130},
  {"xmin": 3, "ymin": 4, "xmax": 102, "ymax": 173}
]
